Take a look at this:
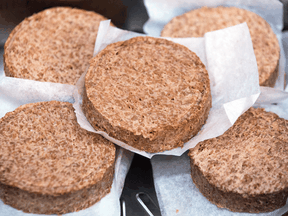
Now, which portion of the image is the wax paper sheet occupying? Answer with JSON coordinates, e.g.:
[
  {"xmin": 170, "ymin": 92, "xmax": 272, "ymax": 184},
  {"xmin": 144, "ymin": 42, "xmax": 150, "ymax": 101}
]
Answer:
[
  {"xmin": 0, "ymin": 76, "xmax": 134, "ymax": 216},
  {"xmin": 143, "ymin": 0, "xmax": 286, "ymax": 91},
  {"xmin": 73, "ymin": 20, "xmax": 260, "ymax": 158}
]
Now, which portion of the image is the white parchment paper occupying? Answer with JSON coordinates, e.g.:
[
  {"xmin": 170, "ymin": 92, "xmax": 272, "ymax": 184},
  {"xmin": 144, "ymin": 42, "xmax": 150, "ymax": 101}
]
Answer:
[
  {"xmin": 143, "ymin": 0, "xmax": 286, "ymax": 91},
  {"xmin": 0, "ymin": 76, "xmax": 134, "ymax": 216},
  {"xmin": 73, "ymin": 20, "xmax": 260, "ymax": 158}
]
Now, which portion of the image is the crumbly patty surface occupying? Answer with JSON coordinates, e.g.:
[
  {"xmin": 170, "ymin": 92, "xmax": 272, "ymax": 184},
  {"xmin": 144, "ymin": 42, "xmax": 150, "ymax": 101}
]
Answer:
[
  {"xmin": 162, "ymin": 7, "xmax": 280, "ymax": 87},
  {"xmin": 189, "ymin": 107, "xmax": 288, "ymax": 212},
  {"xmin": 4, "ymin": 7, "xmax": 109, "ymax": 85},
  {"xmin": 84, "ymin": 36, "xmax": 211, "ymax": 152},
  {"xmin": 0, "ymin": 101, "xmax": 115, "ymax": 195}
]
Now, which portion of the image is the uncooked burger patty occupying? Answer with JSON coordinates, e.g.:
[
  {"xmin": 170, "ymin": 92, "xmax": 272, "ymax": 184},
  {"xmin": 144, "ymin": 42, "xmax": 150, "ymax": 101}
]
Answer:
[
  {"xmin": 83, "ymin": 36, "xmax": 211, "ymax": 153},
  {"xmin": 0, "ymin": 101, "xmax": 115, "ymax": 214},
  {"xmin": 4, "ymin": 7, "xmax": 112, "ymax": 85},
  {"xmin": 189, "ymin": 107, "xmax": 288, "ymax": 213}
]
